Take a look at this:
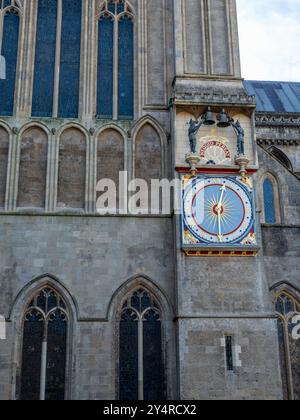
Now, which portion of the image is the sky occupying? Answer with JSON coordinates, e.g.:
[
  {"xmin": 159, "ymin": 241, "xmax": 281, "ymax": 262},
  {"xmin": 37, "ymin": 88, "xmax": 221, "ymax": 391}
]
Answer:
[{"xmin": 236, "ymin": 0, "xmax": 300, "ymax": 82}]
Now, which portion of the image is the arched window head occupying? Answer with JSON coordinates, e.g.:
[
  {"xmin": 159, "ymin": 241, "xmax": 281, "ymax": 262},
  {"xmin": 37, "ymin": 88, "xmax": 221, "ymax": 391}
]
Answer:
[
  {"xmin": 275, "ymin": 292, "xmax": 300, "ymax": 317},
  {"xmin": 263, "ymin": 175, "xmax": 281, "ymax": 224},
  {"xmin": 0, "ymin": 2, "xmax": 21, "ymax": 115},
  {"xmin": 274, "ymin": 290, "xmax": 300, "ymax": 400},
  {"xmin": 119, "ymin": 288, "xmax": 165, "ymax": 401},
  {"xmin": 269, "ymin": 146, "xmax": 293, "ymax": 172},
  {"xmin": 97, "ymin": 0, "xmax": 134, "ymax": 120},
  {"xmin": 20, "ymin": 287, "xmax": 68, "ymax": 400},
  {"xmin": 99, "ymin": 0, "xmax": 133, "ymax": 16},
  {"xmin": 1, "ymin": 1, "xmax": 23, "ymax": 10}
]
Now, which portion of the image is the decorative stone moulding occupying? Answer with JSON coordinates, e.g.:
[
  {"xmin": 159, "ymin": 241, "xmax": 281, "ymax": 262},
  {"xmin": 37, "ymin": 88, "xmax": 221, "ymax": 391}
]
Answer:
[
  {"xmin": 173, "ymin": 86, "xmax": 256, "ymax": 108},
  {"xmin": 256, "ymin": 113, "xmax": 300, "ymax": 127},
  {"xmin": 257, "ymin": 138, "xmax": 300, "ymax": 147}
]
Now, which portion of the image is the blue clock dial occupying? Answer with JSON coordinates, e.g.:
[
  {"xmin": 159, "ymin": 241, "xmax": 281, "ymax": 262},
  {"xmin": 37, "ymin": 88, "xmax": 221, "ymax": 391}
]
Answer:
[{"xmin": 183, "ymin": 176, "xmax": 255, "ymax": 246}]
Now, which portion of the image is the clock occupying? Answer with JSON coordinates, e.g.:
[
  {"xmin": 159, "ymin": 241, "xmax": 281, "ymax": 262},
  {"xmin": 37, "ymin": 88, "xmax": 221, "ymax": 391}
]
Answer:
[{"xmin": 182, "ymin": 175, "xmax": 257, "ymax": 250}]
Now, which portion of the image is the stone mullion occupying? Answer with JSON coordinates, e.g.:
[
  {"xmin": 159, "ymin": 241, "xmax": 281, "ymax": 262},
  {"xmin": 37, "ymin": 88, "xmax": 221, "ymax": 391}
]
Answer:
[
  {"xmin": 0, "ymin": 10, "xmax": 3, "ymax": 53},
  {"xmin": 4, "ymin": 130, "xmax": 14, "ymax": 212},
  {"xmin": 137, "ymin": 0, "xmax": 143, "ymax": 116},
  {"xmin": 85, "ymin": 134, "xmax": 92, "ymax": 213},
  {"xmin": 162, "ymin": 0, "xmax": 167, "ymax": 106},
  {"xmin": 52, "ymin": 0, "xmax": 62, "ymax": 118},
  {"xmin": 8, "ymin": 129, "xmax": 20, "ymax": 211},
  {"xmin": 172, "ymin": 0, "xmax": 184, "ymax": 76},
  {"xmin": 14, "ymin": 0, "xmax": 29, "ymax": 117},
  {"xmin": 113, "ymin": 16, "xmax": 118, "ymax": 120},
  {"xmin": 89, "ymin": 133, "xmax": 97, "ymax": 214},
  {"xmin": 144, "ymin": 0, "xmax": 149, "ymax": 105},
  {"xmin": 80, "ymin": 0, "xmax": 96, "ymax": 122},
  {"xmin": 52, "ymin": 132, "xmax": 60, "ymax": 212}
]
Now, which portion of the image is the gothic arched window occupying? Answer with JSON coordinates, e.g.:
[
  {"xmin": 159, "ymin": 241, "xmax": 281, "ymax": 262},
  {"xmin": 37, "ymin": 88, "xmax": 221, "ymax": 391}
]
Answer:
[
  {"xmin": 20, "ymin": 287, "xmax": 68, "ymax": 400},
  {"xmin": 0, "ymin": 1, "xmax": 21, "ymax": 116},
  {"xmin": 263, "ymin": 177, "xmax": 277, "ymax": 224},
  {"xmin": 32, "ymin": 0, "xmax": 82, "ymax": 118},
  {"xmin": 97, "ymin": 0, "xmax": 134, "ymax": 120},
  {"xmin": 275, "ymin": 292, "xmax": 300, "ymax": 400},
  {"xmin": 119, "ymin": 289, "xmax": 165, "ymax": 400}
]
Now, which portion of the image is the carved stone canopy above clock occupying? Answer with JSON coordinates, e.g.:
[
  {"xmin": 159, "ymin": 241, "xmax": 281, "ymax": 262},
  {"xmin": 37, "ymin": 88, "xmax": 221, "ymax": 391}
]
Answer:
[{"xmin": 175, "ymin": 111, "xmax": 257, "ymax": 169}]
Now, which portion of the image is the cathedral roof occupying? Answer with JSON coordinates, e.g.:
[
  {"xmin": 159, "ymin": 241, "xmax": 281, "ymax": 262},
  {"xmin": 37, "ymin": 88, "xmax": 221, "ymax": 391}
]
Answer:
[{"xmin": 244, "ymin": 80, "xmax": 300, "ymax": 113}]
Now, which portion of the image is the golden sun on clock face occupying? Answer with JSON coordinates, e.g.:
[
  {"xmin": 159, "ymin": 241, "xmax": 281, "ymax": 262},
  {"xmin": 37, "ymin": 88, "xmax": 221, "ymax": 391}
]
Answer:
[{"xmin": 182, "ymin": 176, "xmax": 256, "ymax": 246}]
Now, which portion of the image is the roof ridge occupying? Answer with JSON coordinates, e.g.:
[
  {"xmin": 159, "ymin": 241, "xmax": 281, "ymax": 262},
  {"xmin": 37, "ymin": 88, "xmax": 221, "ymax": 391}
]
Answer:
[{"xmin": 245, "ymin": 80, "xmax": 300, "ymax": 85}]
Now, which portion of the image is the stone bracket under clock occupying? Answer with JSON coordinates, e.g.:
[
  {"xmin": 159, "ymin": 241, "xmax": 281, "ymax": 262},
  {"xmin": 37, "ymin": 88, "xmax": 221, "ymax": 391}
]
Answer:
[{"xmin": 181, "ymin": 174, "xmax": 260, "ymax": 257}]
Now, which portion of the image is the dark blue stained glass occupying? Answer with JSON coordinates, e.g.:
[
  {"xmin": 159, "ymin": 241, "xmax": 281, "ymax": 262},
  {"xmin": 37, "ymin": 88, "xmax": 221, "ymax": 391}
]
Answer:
[
  {"xmin": 143, "ymin": 310, "xmax": 164, "ymax": 401},
  {"xmin": 118, "ymin": 16, "xmax": 133, "ymax": 119},
  {"xmin": 117, "ymin": 1, "xmax": 125, "ymax": 14},
  {"xmin": 58, "ymin": 0, "xmax": 82, "ymax": 118},
  {"xmin": 45, "ymin": 310, "xmax": 67, "ymax": 401},
  {"xmin": 47, "ymin": 292, "xmax": 58, "ymax": 312},
  {"xmin": 275, "ymin": 297, "xmax": 285, "ymax": 315},
  {"xmin": 20, "ymin": 310, "xmax": 44, "ymax": 400},
  {"xmin": 37, "ymin": 291, "xmax": 47, "ymax": 313},
  {"xmin": 277, "ymin": 318, "xmax": 289, "ymax": 400},
  {"xmin": 32, "ymin": 0, "xmax": 57, "ymax": 117},
  {"xmin": 141, "ymin": 292, "xmax": 151, "ymax": 312},
  {"xmin": 0, "ymin": 11, "xmax": 19, "ymax": 116},
  {"xmin": 119, "ymin": 309, "xmax": 139, "ymax": 400},
  {"xmin": 108, "ymin": 1, "xmax": 115, "ymax": 14},
  {"xmin": 97, "ymin": 16, "xmax": 114, "ymax": 118},
  {"xmin": 263, "ymin": 178, "xmax": 276, "ymax": 224},
  {"xmin": 2, "ymin": 0, "xmax": 11, "ymax": 9}
]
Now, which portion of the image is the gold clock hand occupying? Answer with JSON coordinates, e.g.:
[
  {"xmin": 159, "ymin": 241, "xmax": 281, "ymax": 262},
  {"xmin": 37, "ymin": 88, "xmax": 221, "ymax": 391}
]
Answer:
[
  {"xmin": 217, "ymin": 185, "xmax": 226, "ymax": 242},
  {"xmin": 217, "ymin": 185, "xmax": 227, "ymax": 211},
  {"xmin": 218, "ymin": 210, "xmax": 223, "ymax": 242}
]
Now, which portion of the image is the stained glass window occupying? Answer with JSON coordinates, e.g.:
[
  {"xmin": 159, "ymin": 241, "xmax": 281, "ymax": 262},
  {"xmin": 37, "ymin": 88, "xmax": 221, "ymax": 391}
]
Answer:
[
  {"xmin": 275, "ymin": 292, "xmax": 300, "ymax": 400},
  {"xmin": 32, "ymin": 0, "xmax": 57, "ymax": 117},
  {"xmin": 97, "ymin": 15, "xmax": 114, "ymax": 118},
  {"xmin": 0, "ymin": 7, "xmax": 20, "ymax": 116},
  {"xmin": 32, "ymin": 0, "xmax": 82, "ymax": 118},
  {"xmin": 119, "ymin": 289, "xmax": 165, "ymax": 401},
  {"xmin": 263, "ymin": 178, "xmax": 276, "ymax": 224},
  {"xmin": 20, "ymin": 287, "xmax": 68, "ymax": 401},
  {"xmin": 97, "ymin": 0, "xmax": 134, "ymax": 120},
  {"xmin": 58, "ymin": 0, "xmax": 82, "ymax": 118}
]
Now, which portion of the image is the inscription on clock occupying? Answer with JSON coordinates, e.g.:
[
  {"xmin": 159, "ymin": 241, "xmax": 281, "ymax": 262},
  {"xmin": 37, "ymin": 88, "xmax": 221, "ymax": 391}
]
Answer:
[{"xmin": 199, "ymin": 136, "xmax": 232, "ymax": 165}]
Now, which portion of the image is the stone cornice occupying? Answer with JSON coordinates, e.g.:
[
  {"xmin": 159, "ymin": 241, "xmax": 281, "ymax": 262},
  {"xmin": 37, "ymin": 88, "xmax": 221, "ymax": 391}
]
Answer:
[
  {"xmin": 257, "ymin": 138, "xmax": 300, "ymax": 147},
  {"xmin": 255, "ymin": 112, "xmax": 300, "ymax": 127},
  {"xmin": 173, "ymin": 91, "xmax": 256, "ymax": 108}
]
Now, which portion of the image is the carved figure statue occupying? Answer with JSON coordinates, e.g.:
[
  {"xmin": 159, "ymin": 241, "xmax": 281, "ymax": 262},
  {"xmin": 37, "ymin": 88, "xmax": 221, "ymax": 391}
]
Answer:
[
  {"xmin": 232, "ymin": 120, "xmax": 245, "ymax": 156},
  {"xmin": 188, "ymin": 119, "xmax": 202, "ymax": 154}
]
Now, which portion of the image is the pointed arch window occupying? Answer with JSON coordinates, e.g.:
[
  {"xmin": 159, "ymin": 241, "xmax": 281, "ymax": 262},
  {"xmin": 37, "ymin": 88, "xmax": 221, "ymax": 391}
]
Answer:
[
  {"xmin": 263, "ymin": 177, "xmax": 279, "ymax": 224},
  {"xmin": 97, "ymin": 0, "xmax": 134, "ymax": 120},
  {"xmin": 269, "ymin": 146, "xmax": 293, "ymax": 172},
  {"xmin": 275, "ymin": 292, "xmax": 300, "ymax": 400},
  {"xmin": 119, "ymin": 289, "xmax": 165, "ymax": 400},
  {"xmin": 20, "ymin": 287, "xmax": 68, "ymax": 400},
  {"xmin": 0, "ymin": 1, "xmax": 21, "ymax": 116},
  {"xmin": 32, "ymin": 0, "xmax": 82, "ymax": 118}
]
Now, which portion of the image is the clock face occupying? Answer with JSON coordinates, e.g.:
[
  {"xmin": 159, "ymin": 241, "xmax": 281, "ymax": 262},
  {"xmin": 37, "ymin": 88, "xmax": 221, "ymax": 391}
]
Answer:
[{"xmin": 182, "ymin": 176, "xmax": 256, "ymax": 246}]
